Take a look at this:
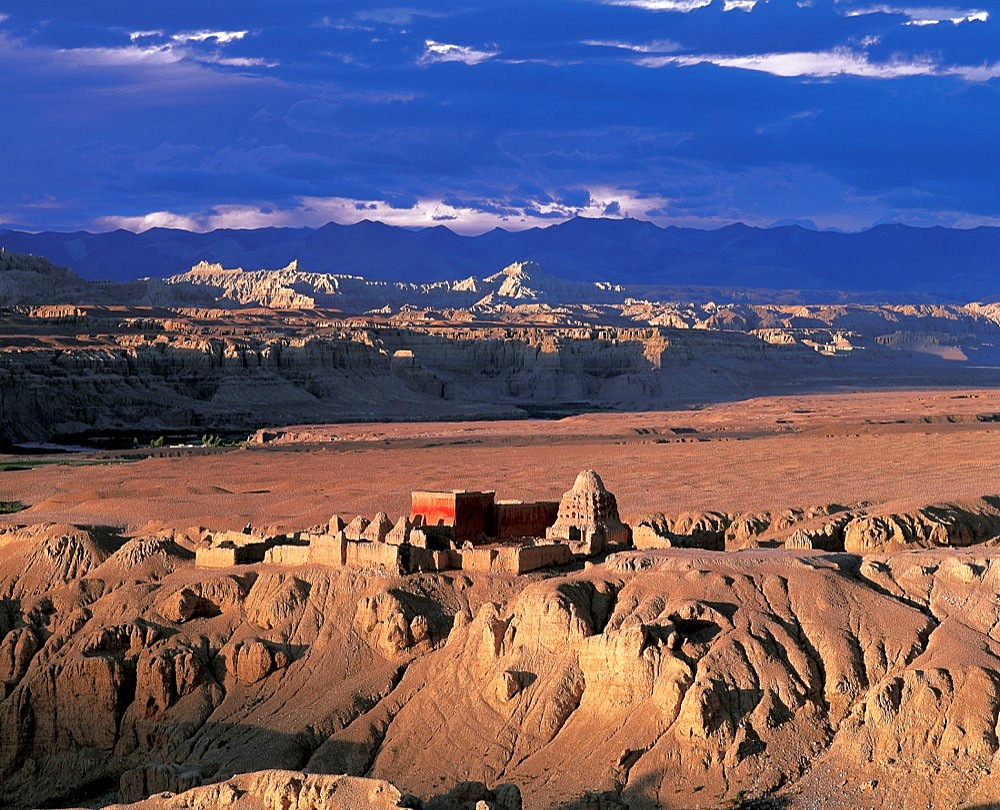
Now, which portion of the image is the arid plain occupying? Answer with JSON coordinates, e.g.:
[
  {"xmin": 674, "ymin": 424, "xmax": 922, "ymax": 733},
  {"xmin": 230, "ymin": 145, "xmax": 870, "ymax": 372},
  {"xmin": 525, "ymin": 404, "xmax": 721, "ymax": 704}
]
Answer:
[{"xmin": 4, "ymin": 387, "xmax": 1000, "ymax": 531}]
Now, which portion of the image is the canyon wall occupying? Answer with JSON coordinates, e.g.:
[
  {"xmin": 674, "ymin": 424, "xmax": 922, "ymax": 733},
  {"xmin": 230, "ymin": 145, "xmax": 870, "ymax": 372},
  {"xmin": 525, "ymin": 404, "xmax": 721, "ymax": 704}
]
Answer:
[{"xmin": 0, "ymin": 323, "xmax": 824, "ymax": 443}]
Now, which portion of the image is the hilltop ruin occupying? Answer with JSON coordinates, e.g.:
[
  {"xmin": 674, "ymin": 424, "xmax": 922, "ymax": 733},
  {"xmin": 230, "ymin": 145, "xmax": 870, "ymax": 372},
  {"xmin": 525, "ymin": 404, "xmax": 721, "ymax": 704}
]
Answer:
[{"xmin": 195, "ymin": 470, "xmax": 633, "ymax": 576}]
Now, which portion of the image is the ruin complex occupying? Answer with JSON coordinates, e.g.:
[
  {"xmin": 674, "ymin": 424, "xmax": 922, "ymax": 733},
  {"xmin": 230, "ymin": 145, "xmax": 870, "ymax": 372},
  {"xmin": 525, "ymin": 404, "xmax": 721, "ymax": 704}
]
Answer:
[{"xmin": 194, "ymin": 471, "xmax": 630, "ymax": 575}]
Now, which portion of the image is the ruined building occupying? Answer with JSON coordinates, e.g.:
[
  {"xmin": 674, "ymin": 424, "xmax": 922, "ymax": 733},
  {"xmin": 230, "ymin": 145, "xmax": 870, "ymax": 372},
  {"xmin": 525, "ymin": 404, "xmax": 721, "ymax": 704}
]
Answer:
[
  {"xmin": 546, "ymin": 469, "xmax": 631, "ymax": 554},
  {"xmin": 196, "ymin": 470, "xmax": 629, "ymax": 576}
]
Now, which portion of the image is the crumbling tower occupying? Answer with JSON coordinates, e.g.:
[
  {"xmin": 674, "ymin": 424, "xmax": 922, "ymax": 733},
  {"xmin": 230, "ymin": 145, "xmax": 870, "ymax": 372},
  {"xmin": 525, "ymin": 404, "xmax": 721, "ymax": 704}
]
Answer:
[{"xmin": 545, "ymin": 469, "xmax": 631, "ymax": 554}]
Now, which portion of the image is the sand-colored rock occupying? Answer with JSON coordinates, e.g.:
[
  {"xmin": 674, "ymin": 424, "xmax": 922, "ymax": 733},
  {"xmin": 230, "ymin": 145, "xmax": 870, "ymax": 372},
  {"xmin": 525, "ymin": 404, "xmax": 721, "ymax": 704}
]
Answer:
[
  {"xmin": 362, "ymin": 512, "xmax": 394, "ymax": 543},
  {"xmin": 4, "ymin": 515, "xmax": 1000, "ymax": 809},
  {"xmin": 843, "ymin": 501, "xmax": 1000, "ymax": 553},
  {"xmin": 105, "ymin": 770, "xmax": 415, "ymax": 810},
  {"xmin": 355, "ymin": 593, "xmax": 421, "ymax": 657},
  {"xmin": 11, "ymin": 256, "xmax": 1000, "ymax": 446},
  {"xmin": 631, "ymin": 510, "xmax": 731, "ymax": 550},
  {"xmin": 104, "ymin": 769, "xmax": 523, "ymax": 810},
  {"xmin": 315, "ymin": 551, "xmax": 945, "ymax": 809},
  {"xmin": 9, "ymin": 386, "xmax": 1000, "ymax": 808},
  {"xmin": 158, "ymin": 588, "xmax": 202, "ymax": 623},
  {"xmin": 0, "ymin": 627, "xmax": 38, "ymax": 686},
  {"xmin": 234, "ymin": 640, "xmax": 274, "ymax": 684},
  {"xmin": 725, "ymin": 511, "xmax": 773, "ymax": 550}
]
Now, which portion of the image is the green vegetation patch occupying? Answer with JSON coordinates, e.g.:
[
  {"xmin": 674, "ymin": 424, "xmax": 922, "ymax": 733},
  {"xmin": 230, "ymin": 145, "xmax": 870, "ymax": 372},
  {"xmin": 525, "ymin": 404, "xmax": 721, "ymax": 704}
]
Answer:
[
  {"xmin": 0, "ymin": 457, "xmax": 134, "ymax": 472},
  {"xmin": 0, "ymin": 500, "xmax": 28, "ymax": 514}
]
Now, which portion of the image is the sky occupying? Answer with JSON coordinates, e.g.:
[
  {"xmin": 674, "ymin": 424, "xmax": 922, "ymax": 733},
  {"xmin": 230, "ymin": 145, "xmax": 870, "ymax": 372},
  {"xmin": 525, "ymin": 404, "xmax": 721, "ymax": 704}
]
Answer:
[{"xmin": 1, "ymin": 1, "xmax": 998, "ymax": 235}]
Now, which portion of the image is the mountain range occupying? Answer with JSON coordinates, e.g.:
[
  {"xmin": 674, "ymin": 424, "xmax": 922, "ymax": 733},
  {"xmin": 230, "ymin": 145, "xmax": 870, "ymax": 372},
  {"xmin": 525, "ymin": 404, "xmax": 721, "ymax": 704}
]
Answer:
[{"xmin": 3, "ymin": 218, "xmax": 1000, "ymax": 302}]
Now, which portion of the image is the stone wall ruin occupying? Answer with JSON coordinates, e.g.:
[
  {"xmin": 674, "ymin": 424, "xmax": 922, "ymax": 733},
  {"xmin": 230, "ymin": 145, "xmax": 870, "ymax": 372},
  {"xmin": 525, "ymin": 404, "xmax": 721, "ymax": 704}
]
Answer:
[{"xmin": 195, "ymin": 471, "xmax": 622, "ymax": 576}]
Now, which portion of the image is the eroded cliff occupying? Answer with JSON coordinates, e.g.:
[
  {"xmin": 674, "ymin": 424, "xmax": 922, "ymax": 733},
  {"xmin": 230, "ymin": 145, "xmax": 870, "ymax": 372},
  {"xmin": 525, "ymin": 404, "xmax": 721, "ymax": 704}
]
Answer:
[
  {"xmin": 7, "ymin": 255, "xmax": 1000, "ymax": 443},
  {"xmin": 3, "ymin": 519, "xmax": 1000, "ymax": 808}
]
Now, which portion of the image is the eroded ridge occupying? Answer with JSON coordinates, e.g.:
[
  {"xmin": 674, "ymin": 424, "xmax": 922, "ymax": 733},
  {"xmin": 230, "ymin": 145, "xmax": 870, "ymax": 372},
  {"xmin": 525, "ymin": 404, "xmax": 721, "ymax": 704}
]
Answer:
[{"xmin": 3, "ymin": 467, "xmax": 1000, "ymax": 808}]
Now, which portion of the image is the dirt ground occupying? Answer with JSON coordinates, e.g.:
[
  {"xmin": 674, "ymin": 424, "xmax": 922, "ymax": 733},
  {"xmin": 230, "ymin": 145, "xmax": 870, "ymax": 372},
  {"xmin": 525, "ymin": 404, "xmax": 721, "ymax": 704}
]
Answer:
[{"xmin": 3, "ymin": 386, "xmax": 1000, "ymax": 533}]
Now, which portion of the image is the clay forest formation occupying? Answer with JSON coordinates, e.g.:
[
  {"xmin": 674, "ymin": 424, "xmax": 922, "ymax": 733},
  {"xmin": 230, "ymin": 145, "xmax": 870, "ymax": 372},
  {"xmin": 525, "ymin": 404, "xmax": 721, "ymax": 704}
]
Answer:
[{"xmin": 6, "ymin": 236, "xmax": 1000, "ymax": 810}]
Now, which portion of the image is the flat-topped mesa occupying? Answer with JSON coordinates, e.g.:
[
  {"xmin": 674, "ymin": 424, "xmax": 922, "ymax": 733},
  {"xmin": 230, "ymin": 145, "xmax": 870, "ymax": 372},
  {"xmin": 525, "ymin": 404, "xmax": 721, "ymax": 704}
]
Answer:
[{"xmin": 546, "ymin": 469, "xmax": 631, "ymax": 554}]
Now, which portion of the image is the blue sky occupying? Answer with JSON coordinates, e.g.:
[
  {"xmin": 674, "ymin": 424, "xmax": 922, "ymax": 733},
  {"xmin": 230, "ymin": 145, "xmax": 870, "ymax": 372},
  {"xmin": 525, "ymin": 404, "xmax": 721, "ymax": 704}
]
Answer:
[{"xmin": 1, "ymin": 1, "xmax": 998, "ymax": 234}]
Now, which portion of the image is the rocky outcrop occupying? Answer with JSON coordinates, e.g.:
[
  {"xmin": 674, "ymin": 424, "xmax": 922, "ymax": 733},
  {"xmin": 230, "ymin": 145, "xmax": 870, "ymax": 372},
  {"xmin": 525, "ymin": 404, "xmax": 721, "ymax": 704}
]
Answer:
[
  {"xmin": 0, "ymin": 314, "xmax": 828, "ymax": 443},
  {"xmin": 0, "ymin": 251, "xmax": 95, "ymax": 307},
  {"xmin": 843, "ymin": 501, "xmax": 1000, "ymax": 553},
  {"xmin": 631, "ymin": 511, "xmax": 731, "ymax": 550},
  {"xmin": 632, "ymin": 505, "xmax": 857, "ymax": 552},
  {"xmin": 7, "ymin": 520, "xmax": 1000, "ymax": 808},
  {"xmin": 164, "ymin": 259, "xmax": 626, "ymax": 312},
  {"xmin": 324, "ymin": 552, "xmax": 938, "ymax": 809},
  {"xmin": 100, "ymin": 769, "xmax": 522, "ymax": 810},
  {"xmin": 0, "ymin": 523, "xmax": 122, "ymax": 597},
  {"xmin": 11, "ymin": 253, "xmax": 1000, "ymax": 443}
]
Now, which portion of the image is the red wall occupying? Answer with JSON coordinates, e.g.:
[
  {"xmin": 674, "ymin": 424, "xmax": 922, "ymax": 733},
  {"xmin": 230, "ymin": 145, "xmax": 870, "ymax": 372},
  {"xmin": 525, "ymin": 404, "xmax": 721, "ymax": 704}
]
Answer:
[
  {"xmin": 454, "ymin": 492, "xmax": 496, "ymax": 542},
  {"xmin": 495, "ymin": 501, "xmax": 559, "ymax": 539},
  {"xmin": 411, "ymin": 491, "xmax": 457, "ymax": 527},
  {"xmin": 412, "ymin": 491, "xmax": 556, "ymax": 543}
]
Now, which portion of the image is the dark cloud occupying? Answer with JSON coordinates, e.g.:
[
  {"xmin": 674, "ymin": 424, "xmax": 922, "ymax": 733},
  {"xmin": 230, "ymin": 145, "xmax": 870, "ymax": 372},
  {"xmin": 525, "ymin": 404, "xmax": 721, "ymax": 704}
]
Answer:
[{"xmin": 0, "ymin": 1, "xmax": 998, "ymax": 232}]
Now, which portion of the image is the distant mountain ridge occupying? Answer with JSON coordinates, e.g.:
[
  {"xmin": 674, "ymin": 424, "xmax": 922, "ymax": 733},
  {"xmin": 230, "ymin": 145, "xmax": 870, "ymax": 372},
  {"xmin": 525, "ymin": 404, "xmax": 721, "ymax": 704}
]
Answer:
[
  {"xmin": 164, "ymin": 259, "xmax": 626, "ymax": 311},
  {"xmin": 0, "ymin": 250, "xmax": 628, "ymax": 312},
  {"xmin": 2, "ymin": 218, "xmax": 1000, "ymax": 301}
]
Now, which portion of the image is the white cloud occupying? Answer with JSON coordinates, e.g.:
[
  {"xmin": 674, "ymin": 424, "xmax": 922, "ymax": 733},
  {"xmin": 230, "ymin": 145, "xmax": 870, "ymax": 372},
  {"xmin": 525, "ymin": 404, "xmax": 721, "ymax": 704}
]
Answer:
[
  {"xmin": 639, "ymin": 46, "xmax": 1000, "ymax": 81},
  {"xmin": 495, "ymin": 57, "xmax": 584, "ymax": 67},
  {"xmin": 84, "ymin": 203, "xmax": 1000, "ymax": 237},
  {"xmin": 906, "ymin": 9, "xmax": 988, "ymax": 24},
  {"xmin": 946, "ymin": 62, "xmax": 1000, "ymax": 80},
  {"xmin": 2, "ymin": 27, "xmax": 276, "ymax": 81},
  {"xmin": 602, "ymin": 0, "xmax": 756, "ymax": 13},
  {"xmin": 419, "ymin": 40, "xmax": 499, "ymax": 66},
  {"xmin": 57, "ymin": 44, "xmax": 183, "ymax": 68},
  {"xmin": 604, "ymin": 0, "xmax": 712, "ymax": 10},
  {"xmin": 97, "ymin": 188, "xmax": 677, "ymax": 236},
  {"xmin": 844, "ymin": 5, "xmax": 989, "ymax": 24},
  {"xmin": 129, "ymin": 30, "xmax": 164, "ymax": 42},
  {"xmin": 582, "ymin": 38, "xmax": 682, "ymax": 53},
  {"xmin": 100, "ymin": 211, "xmax": 203, "ymax": 232},
  {"xmin": 48, "ymin": 41, "xmax": 278, "ymax": 76},
  {"xmin": 300, "ymin": 188, "xmax": 678, "ymax": 233},
  {"xmin": 171, "ymin": 30, "xmax": 248, "ymax": 45},
  {"xmin": 100, "ymin": 205, "xmax": 312, "ymax": 232},
  {"xmin": 200, "ymin": 55, "xmax": 278, "ymax": 68}
]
